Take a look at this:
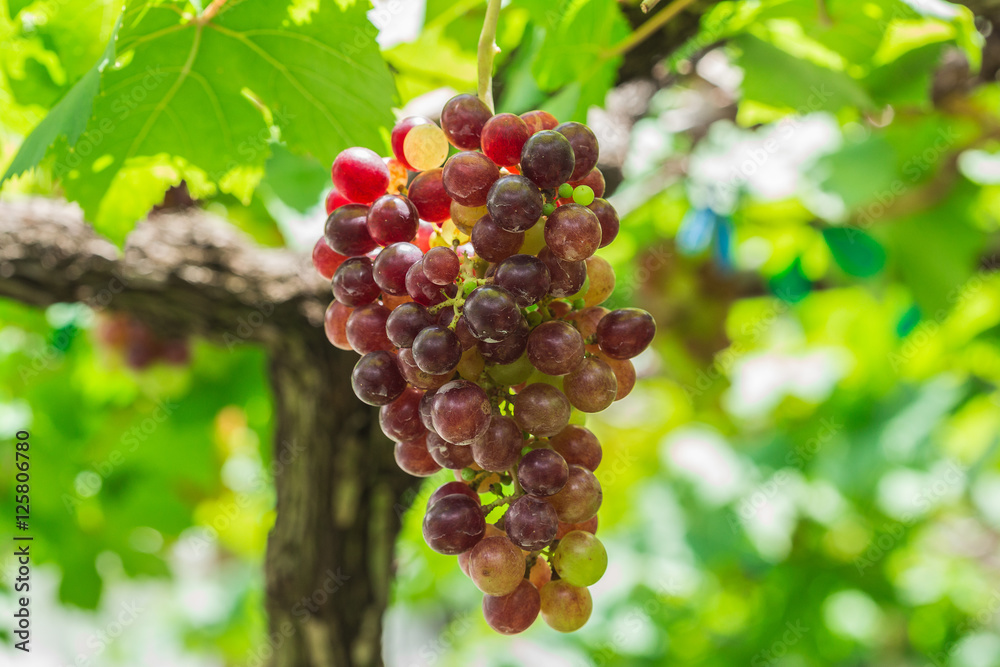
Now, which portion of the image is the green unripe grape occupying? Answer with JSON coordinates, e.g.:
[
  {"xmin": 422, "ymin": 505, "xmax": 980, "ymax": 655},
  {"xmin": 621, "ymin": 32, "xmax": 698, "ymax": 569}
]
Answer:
[
  {"xmin": 519, "ymin": 219, "xmax": 547, "ymax": 255},
  {"xmin": 526, "ymin": 370, "xmax": 563, "ymax": 390},
  {"xmin": 487, "ymin": 352, "xmax": 534, "ymax": 385},
  {"xmin": 572, "ymin": 185, "xmax": 595, "ymax": 206},
  {"xmin": 572, "ymin": 298, "xmax": 585, "ymax": 310},
  {"xmin": 539, "ymin": 580, "xmax": 592, "ymax": 632},
  {"xmin": 552, "ymin": 530, "xmax": 607, "ymax": 586},
  {"xmin": 543, "ymin": 202, "xmax": 557, "ymax": 216},
  {"xmin": 526, "ymin": 311, "xmax": 543, "ymax": 327},
  {"xmin": 567, "ymin": 273, "xmax": 590, "ymax": 301},
  {"xmin": 462, "ymin": 279, "xmax": 478, "ymax": 296},
  {"xmin": 461, "ymin": 467, "xmax": 476, "ymax": 481},
  {"xmin": 558, "ymin": 183, "xmax": 574, "ymax": 199}
]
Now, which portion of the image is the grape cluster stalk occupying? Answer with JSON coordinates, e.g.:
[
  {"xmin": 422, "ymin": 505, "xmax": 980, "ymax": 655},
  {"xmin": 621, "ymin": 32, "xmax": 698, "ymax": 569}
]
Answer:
[{"xmin": 312, "ymin": 94, "xmax": 655, "ymax": 635}]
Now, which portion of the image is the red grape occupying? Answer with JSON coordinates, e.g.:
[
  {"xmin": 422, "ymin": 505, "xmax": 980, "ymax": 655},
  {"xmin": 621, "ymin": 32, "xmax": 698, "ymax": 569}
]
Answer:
[
  {"xmin": 345, "ymin": 303, "xmax": 392, "ymax": 354},
  {"xmin": 555, "ymin": 122, "xmax": 599, "ymax": 182},
  {"xmin": 487, "ymin": 175, "xmax": 543, "ymax": 232},
  {"xmin": 480, "ymin": 113, "xmax": 530, "ymax": 167},
  {"xmin": 312, "ymin": 237, "xmax": 347, "ymax": 281},
  {"xmin": 408, "ymin": 168, "xmax": 452, "ymax": 223},
  {"xmin": 521, "ymin": 130, "xmax": 575, "ymax": 189},
  {"xmin": 441, "ymin": 94, "xmax": 492, "ymax": 150},
  {"xmin": 331, "ymin": 147, "xmax": 389, "ymax": 204},
  {"xmin": 422, "ymin": 493, "xmax": 485, "ymax": 554},
  {"xmin": 367, "ymin": 194, "xmax": 419, "ymax": 246},
  {"xmin": 351, "ymin": 350, "xmax": 406, "ymax": 406},
  {"xmin": 391, "ymin": 116, "xmax": 433, "ymax": 170},
  {"xmin": 596, "ymin": 308, "xmax": 656, "ymax": 359},
  {"xmin": 380, "ymin": 387, "xmax": 426, "ymax": 442},
  {"xmin": 442, "ymin": 151, "xmax": 500, "ymax": 207},
  {"xmin": 521, "ymin": 109, "xmax": 559, "ymax": 133},
  {"xmin": 325, "ymin": 204, "xmax": 377, "ymax": 257},
  {"xmin": 332, "ymin": 257, "xmax": 380, "ymax": 307}
]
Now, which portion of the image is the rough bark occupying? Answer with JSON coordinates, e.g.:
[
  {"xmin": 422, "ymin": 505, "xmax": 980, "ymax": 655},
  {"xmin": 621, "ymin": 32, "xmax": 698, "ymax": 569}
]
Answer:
[{"xmin": 0, "ymin": 198, "xmax": 418, "ymax": 666}]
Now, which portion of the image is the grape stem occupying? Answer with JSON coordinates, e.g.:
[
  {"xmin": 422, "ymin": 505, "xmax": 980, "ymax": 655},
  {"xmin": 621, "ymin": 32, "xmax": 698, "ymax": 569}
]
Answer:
[
  {"xmin": 481, "ymin": 495, "xmax": 514, "ymax": 514},
  {"xmin": 604, "ymin": 0, "xmax": 699, "ymax": 57},
  {"xmin": 477, "ymin": 0, "xmax": 502, "ymax": 112},
  {"xmin": 198, "ymin": 0, "xmax": 228, "ymax": 23}
]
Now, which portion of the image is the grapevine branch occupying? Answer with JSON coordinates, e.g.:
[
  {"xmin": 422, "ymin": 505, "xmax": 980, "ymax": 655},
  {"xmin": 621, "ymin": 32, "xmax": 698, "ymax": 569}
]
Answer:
[
  {"xmin": 606, "ymin": 0, "xmax": 701, "ymax": 58},
  {"xmin": 477, "ymin": 0, "xmax": 502, "ymax": 111}
]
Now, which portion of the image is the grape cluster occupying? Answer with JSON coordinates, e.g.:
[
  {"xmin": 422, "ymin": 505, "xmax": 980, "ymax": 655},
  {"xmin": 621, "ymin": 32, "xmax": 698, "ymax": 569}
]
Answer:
[
  {"xmin": 312, "ymin": 94, "xmax": 655, "ymax": 634},
  {"xmin": 95, "ymin": 313, "xmax": 190, "ymax": 370}
]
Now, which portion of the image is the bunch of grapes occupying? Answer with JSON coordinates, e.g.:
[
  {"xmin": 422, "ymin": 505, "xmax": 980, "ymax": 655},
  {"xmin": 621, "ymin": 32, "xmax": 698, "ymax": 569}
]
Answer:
[
  {"xmin": 95, "ymin": 313, "xmax": 190, "ymax": 370},
  {"xmin": 312, "ymin": 94, "xmax": 655, "ymax": 634}
]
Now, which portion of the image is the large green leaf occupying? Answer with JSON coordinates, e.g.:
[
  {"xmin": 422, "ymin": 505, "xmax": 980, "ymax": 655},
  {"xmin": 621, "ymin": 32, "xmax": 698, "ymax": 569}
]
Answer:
[
  {"xmin": 29, "ymin": 0, "xmax": 394, "ymax": 244},
  {"xmin": 823, "ymin": 227, "xmax": 886, "ymax": 277},
  {"xmin": 1, "ymin": 10, "xmax": 123, "ymax": 184},
  {"xmin": 733, "ymin": 35, "xmax": 873, "ymax": 115}
]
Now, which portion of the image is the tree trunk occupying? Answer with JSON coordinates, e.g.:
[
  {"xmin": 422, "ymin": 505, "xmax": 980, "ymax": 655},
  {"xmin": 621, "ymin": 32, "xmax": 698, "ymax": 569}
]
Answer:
[{"xmin": 0, "ymin": 199, "xmax": 418, "ymax": 666}]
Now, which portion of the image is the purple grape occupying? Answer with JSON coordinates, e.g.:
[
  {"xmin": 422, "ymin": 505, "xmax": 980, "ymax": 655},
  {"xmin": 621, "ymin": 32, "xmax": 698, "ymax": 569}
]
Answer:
[
  {"xmin": 386, "ymin": 302, "xmax": 434, "ymax": 348},
  {"xmin": 520, "ymin": 130, "xmax": 575, "ymax": 189},
  {"xmin": 325, "ymin": 204, "xmax": 377, "ymax": 256},
  {"xmin": 517, "ymin": 448, "xmax": 569, "ymax": 497},
  {"xmin": 487, "ymin": 175, "xmax": 543, "ymax": 233},
  {"xmin": 412, "ymin": 325, "xmax": 463, "ymax": 375},
  {"xmin": 471, "ymin": 214, "xmax": 524, "ymax": 263},
  {"xmin": 442, "ymin": 151, "xmax": 500, "ymax": 207},
  {"xmin": 422, "ymin": 493, "xmax": 486, "ymax": 554},
  {"xmin": 504, "ymin": 495, "xmax": 558, "ymax": 551},
  {"xmin": 373, "ymin": 242, "xmax": 423, "ymax": 296},
  {"xmin": 351, "ymin": 350, "xmax": 406, "ymax": 406},
  {"xmin": 493, "ymin": 255, "xmax": 551, "ymax": 307},
  {"xmin": 526, "ymin": 320, "xmax": 585, "ymax": 376},
  {"xmin": 332, "ymin": 257, "xmax": 380, "ymax": 307},
  {"xmin": 554, "ymin": 122, "xmax": 599, "ymax": 182},
  {"xmin": 440, "ymin": 94, "xmax": 492, "ymax": 150},
  {"xmin": 463, "ymin": 286, "xmax": 521, "ymax": 343}
]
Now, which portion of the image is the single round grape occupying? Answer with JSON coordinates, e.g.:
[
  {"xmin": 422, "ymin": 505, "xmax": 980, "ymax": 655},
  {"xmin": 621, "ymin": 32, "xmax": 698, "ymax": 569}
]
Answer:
[
  {"xmin": 486, "ymin": 175, "xmax": 544, "ymax": 233},
  {"xmin": 450, "ymin": 201, "xmax": 488, "ymax": 234},
  {"xmin": 332, "ymin": 257, "xmax": 380, "ymax": 307},
  {"xmin": 552, "ymin": 530, "xmax": 607, "ymax": 587},
  {"xmin": 567, "ymin": 306, "xmax": 608, "ymax": 339},
  {"xmin": 526, "ymin": 321, "xmax": 585, "ymax": 376},
  {"xmin": 397, "ymin": 347, "xmax": 453, "ymax": 390},
  {"xmin": 544, "ymin": 203, "xmax": 602, "ymax": 262},
  {"xmin": 477, "ymin": 316, "xmax": 528, "ymax": 365},
  {"xmin": 570, "ymin": 167, "xmax": 606, "ymax": 198},
  {"xmin": 427, "ymin": 482, "xmax": 479, "ymax": 508},
  {"xmin": 463, "ymin": 286, "xmax": 521, "ymax": 343},
  {"xmin": 394, "ymin": 434, "xmax": 441, "ymax": 477},
  {"xmin": 539, "ymin": 580, "xmax": 592, "ymax": 633},
  {"xmin": 442, "ymin": 151, "xmax": 500, "ymax": 207},
  {"xmin": 595, "ymin": 349, "xmax": 635, "ymax": 400},
  {"xmin": 563, "ymin": 356, "xmax": 617, "ymax": 413},
  {"xmin": 431, "ymin": 380, "xmax": 492, "ymax": 444},
  {"xmin": 482, "ymin": 578, "xmax": 540, "ymax": 635},
  {"xmin": 470, "ymin": 214, "xmax": 524, "ymax": 263},
  {"xmin": 547, "ymin": 464, "xmax": 602, "ymax": 523},
  {"xmin": 505, "ymin": 495, "xmax": 558, "ymax": 551},
  {"xmin": 513, "ymin": 383, "xmax": 571, "ymax": 437},
  {"xmin": 351, "ymin": 350, "xmax": 406, "ymax": 406},
  {"xmin": 380, "ymin": 387, "xmax": 426, "ymax": 442},
  {"xmin": 345, "ymin": 303, "xmax": 392, "ymax": 354},
  {"xmin": 440, "ymin": 93, "xmax": 492, "ymax": 150},
  {"xmin": 325, "ymin": 187, "xmax": 352, "ymax": 214},
  {"xmin": 538, "ymin": 247, "xmax": 587, "ymax": 298},
  {"xmin": 486, "ymin": 352, "xmax": 534, "ymax": 386},
  {"xmin": 403, "ymin": 122, "xmax": 450, "ymax": 170},
  {"xmin": 529, "ymin": 556, "xmax": 552, "ymax": 589},
  {"xmin": 596, "ymin": 308, "xmax": 656, "ymax": 360},
  {"xmin": 493, "ymin": 255, "xmax": 550, "ymax": 307},
  {"xmin": 414, "ymin": 220, "xmax": 435, "ymax": 252},
  {"xmin": 550, "ymin": 425, "xmax": 602, "ymax": 471},
  {"xmin": 385, "ymin": 302, "xmax": 433, "ymax": 348},
  {"xmin": 331, "ymin": 146, "xmax": 389, "ymax": 204},
  {"xmin": 480, "ymin": 113, "xmax": 531, "ymax": 167},
  {"xmin": 405, "ymin": 259, "xmax": 456, "ymax": 306},
  {"xmin": 588, "ymin": 198, "xmax": 619, "ymax": 248},
  {"xmin": 422, "ymin": 493, "xmax": 486, "ymax": 554},
  {"xmin": 324, "ymin": 301, "xmax": 352, "ymax": 350},
  {"xmin": 558, "ymin": 183, "xmax": 574, "ymax": 199},
  {"xmin": 366, "ymin": 194, "xmax": 419, "ymax": 246},
  {"xmin": 457, "ymin": 346, "xmax": 486, "ymax": 381},
  {"xmin": 582, "ymin": 256, "xmax": 615, "ymax": 307},
  {"xmin": 312, "ymin": 237, "xmax": 347, "ymax": 280},
  {"xmin": 554, "ymin": 122, "xmax": 599, "ymax": 182},
  {"xmin": 469, "ymin": 536, "xmax": 525, "ymax": 596},
  {"xmin": 325, "ymin": 204, "xmax": 377, "ymax": 257},
  {"xmin": 521, "ymin": 109, "xmax": 559, "ymax": 134},
  {"xmin": 556, "ymin": 515, "xmax": 598, "ymax": 540},
  {"xmin": 518, "ymin": 448, "xmax": 569, "ymax": 496},
  {"xmin": 407, "ymin": 168, "xmax": 452, "ymax": 223},
  {"xmin": 386, "ymin": 157, "xmax": 408, "ymax": 194},
  {"xmin": 427, "ymin": 432, "xmax": 476, "ymax": 470},
  {"xmin": 520, "ymin": 130, "xmax": 575, "ymax": 189},
  {"xmin": 470, "ymin": 414, "xmax": 522, "ymax": 472},
  {"xmin": 412, "ymin": 325, "xmax": 462, "ymax": 375},
  {"xmin": 423, "ymin": 246, "xmax": 461, "ymax": 286},
  {"xmin": 373, "ymin": 242, "xmax": 422, "ymax": 296},
  {"xmin": 391, "ymin": 116, "xmax": 432, "ymax": 170},
  {"xmin": 572, "ymin": 185, "xmax": 595, "ymax": 206}
]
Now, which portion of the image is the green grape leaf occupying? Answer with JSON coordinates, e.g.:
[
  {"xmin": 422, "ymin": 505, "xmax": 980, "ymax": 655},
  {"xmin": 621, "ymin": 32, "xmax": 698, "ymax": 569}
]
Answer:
[
  {"xmin": 1, "ymin": 10, "xmax": 123, "ymax": 184},
  {"xmin": 733, "ymin": 35, "xmax": 873, "ymax": 115},
  {"xmin": 7, "ymin": 0, "xmax": 33, "ymax": 19},
  {"xmin": 863, "ymin": 42, "xmax": 945, "ymax": 108},
  {"xmin": 48, "ymin": 0, "xmax": 395, "ymax": 244},
  {"xmin": 822, "ymin": 227, "xmax": 886, "ymax": 277},
  {"xmin": 526, "ymin": 0, "xmax": 628, "ymax": 120},
  {"xmin": 259, "ymin": 144, "xmax": 329, "ymax": 213}
]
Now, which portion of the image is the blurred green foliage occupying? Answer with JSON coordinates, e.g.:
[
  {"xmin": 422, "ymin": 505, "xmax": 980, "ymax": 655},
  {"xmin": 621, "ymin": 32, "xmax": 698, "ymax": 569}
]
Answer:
[{"xmin": 2, "ymin": 0, "xmax": 1000, "ymax": 665}]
